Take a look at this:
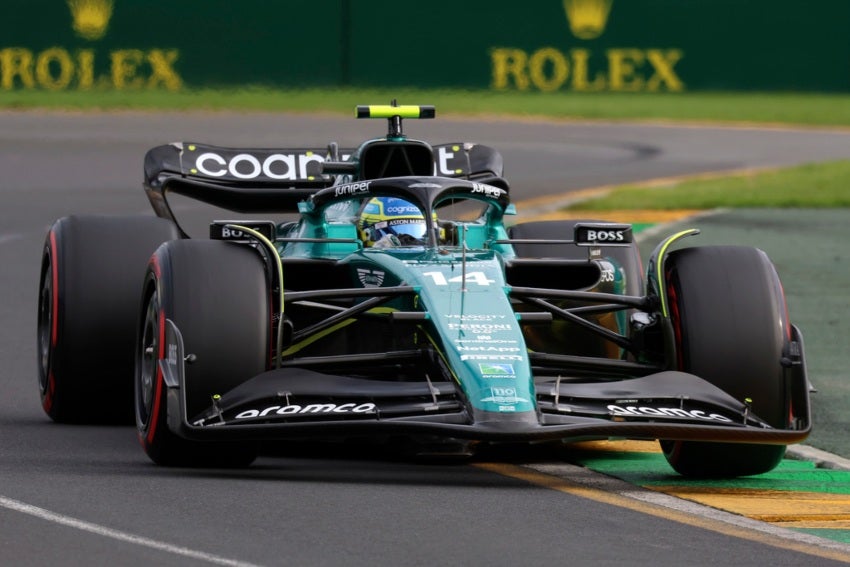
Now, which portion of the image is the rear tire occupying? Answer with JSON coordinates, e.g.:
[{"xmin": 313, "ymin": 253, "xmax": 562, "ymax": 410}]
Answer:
[
  {"xmin": 136, "ymin": 240, "xmax": 269, "ymax": 467},
  {"xmin": 37, "ymin": 215, "xmax": 179, "ymax": 423},
  {"xmin": 660, "ymin": 246, "xmax": 790, "ymax": 477}
]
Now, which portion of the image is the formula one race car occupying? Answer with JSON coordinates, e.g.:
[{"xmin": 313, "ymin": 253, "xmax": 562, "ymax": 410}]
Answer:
[{"xmin": 37, "ymin": 104, "xmax": 811, "ymax": 477}]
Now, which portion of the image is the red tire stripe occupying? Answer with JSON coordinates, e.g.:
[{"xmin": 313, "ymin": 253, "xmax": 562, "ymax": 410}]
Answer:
[
  {"xmin": 145, "ymin": 254, "xmax": 164, "ymax": 445},
  {"xmin": 43, "ymin": 371, "xmax": 56, "ymax": 413},
  {"xmin": 145, "ymin": 309, "xmax": 166, "ymax": 445}
]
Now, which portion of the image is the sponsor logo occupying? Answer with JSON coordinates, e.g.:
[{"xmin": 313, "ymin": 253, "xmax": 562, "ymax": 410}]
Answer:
[
  {"xmin": 607, "ymin": 404, "xmax": 733, "ymax": 423},
  {"xmin": 0, "ymin": 46, "xmax": 182, "ymax": 91},
  {"xmin": 471, "ymin": 183, "xmax": 503, "ymax": 199},
  {"xmin": 235, "ymin": 402, "xmax": 376, "ymax": 419},
  {"xmin": 191, "ymin": 151, "xmax": 325, "ymax": 180},
  {"xmin": 435, "ymin": 145, "xmax": 465, "ymax": 176},
  {"xmin": 1, "ymin": 3, "xmax": 181, "ymax": 92},
  {"xmin": 457, "ymin": 346, "xmax": 520, "ymax": 352},
  {"xmin": 445, "ymin": 314, "xmax": 508, "ymax": 321},
  {"xmin": 334, "ymin": 181, "xmax": 371, "ymax": 197},
  {"xmin": 563, "ymin": 0, "xmax": 612, "ymax": 40},
  {"xmin": 585, "ymin": 229, "xmax": 625, "ymax": 242},
  {"xmin": 68, "ymin": 0, "xmax": 113, "ymax": 41},
  {"xmin": 456, "ymin": 338, "xmax": 518, "ymax": 345},
  {"xmin": 448, "ymin": 323, "xmax": 513, "ymax": 333},
  {"xmin": 409, "ymin": 182, "xmax": 443, "ymax": 189},
  {"xmin": 481, "ymin": 387, "xmax": 529, "ymax": 405},
  {"xmin": 219, "ymin": 227, "xmax": 247, "ymax": 239},
  {"xmin": 575, "ymin": 225, "xmax": 633, "ymax": 245},
  {"xmin": 211, "ymin": 221, "xmax": 275, "ymax": 242},
  {"xmin": 357, "ymin": 268, "xmax": 385, "ymax": 288},
  {"xmin": 385, "ymin": 204, "xmax": 421, "ymax": 215},
  {"xmin": 479, "ymin": 363, "xmax": 516, "ymax": 376},
  {"xmin": 491, "ymin": 0, "xmax": 683, "ymax": 94},
  {"xmin": 461, "ymin": 354, "xmax": 523, "ymax": 361},
  {"xmin": 386, "ymin": 218, "xmax": 421, "ymax": 227},
  {"xmin": 491, "ymin": 47, "xmax": 684, "ymax": 93},
  {"xmin": 166, "ymin": 343, "xmax": 178, "ymax": 366}
]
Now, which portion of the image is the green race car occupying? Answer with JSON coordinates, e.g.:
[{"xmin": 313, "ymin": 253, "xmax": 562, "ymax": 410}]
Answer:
[{"xmin": 37, "ymin": 104, "xmax": 811, "ymax": 477}]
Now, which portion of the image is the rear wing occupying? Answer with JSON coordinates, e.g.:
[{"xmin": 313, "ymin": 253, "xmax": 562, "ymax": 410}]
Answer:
[{"xmin": 143, "ymin": 141, "xmax": 506, "ymax": 220}]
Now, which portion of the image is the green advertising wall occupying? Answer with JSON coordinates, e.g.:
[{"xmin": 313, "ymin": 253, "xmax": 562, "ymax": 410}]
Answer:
[{"xmin": 2, "ymin": 0, "xmax": 849, "ymax": 93}]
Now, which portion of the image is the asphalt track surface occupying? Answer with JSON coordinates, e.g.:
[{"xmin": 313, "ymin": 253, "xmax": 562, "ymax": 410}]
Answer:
[{"xmin": 2, "ymin": 111, "xmax": 850, "ymax": 566}]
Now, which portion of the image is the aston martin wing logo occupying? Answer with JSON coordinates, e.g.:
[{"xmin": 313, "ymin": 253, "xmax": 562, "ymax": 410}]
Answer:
[
  {"xmin": 563, "ymin": 0, "xmax": 612, "ymax": 40},
  {"xmin": 357, "ymin": 268, "xmax": 386, "ymax": 288},
  {"xmin": 67, "ymin": 0, "xmax": 114, "ymax": 41}
]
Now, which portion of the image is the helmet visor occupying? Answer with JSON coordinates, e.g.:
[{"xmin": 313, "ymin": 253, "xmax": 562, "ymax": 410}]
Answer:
[{"xmin": 370, "ymin": 219, "xmax": 428, "ymax": 243}]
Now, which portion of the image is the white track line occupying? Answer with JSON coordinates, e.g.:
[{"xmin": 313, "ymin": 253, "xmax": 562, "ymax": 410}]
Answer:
[
  {"xmin": 0, "ymin": 233, "xmax": 23, "ymax": 245},
  {"xmin": 0, "ymin": 495, "xmax": 263, "ymax": 567}
]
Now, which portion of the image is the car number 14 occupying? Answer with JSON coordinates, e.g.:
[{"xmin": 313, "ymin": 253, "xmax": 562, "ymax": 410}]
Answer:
[{"xmin": 423, "ymin": 271, "xmax": 496, "ymax": 286}]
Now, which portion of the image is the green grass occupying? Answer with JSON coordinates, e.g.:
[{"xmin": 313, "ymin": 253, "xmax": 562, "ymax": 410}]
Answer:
[
  {"xmin": 3, "ymin": 87, "xmax": 850, "ymax": 127},
  {"xmin": 565, "ymin": 160, "xmax": 850, "ymax": 210}
]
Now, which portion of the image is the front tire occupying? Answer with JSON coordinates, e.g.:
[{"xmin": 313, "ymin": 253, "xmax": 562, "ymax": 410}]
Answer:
[
  {"xmin": 660, "ymin": 246, "xmax": 791, "ymax": 477},
  {"xmin": 136, "ymin": 240, "xmax": 269, "ymax": 467}
]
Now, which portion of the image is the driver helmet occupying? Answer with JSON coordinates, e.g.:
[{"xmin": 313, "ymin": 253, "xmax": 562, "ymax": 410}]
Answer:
[{"xmin": 359, "ymin": 197, "xmax": 430, "ymax": 247}]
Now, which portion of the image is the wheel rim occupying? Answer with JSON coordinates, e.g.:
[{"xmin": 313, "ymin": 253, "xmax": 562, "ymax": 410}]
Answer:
[
  {"xmin": 37, "ymin": 260, "xmax": 52, "ymax": 394},
  {"xmin": 137, "ymin": 290, "xmax": 160, "ymax": 427}
]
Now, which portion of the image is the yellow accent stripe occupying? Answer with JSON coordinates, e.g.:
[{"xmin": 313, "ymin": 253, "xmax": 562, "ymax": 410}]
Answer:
[
  {"xmin": 228, "ymin": 225, "xmax": 284, "ymax": 310},
  {"xmin": 571, "ymin": 439, "xmax": 662, "ymax": 453},
  {"xmin": 280, "ymin": 318, "xmax": 357, "ymax": 358},
  {"xmin": 228, "ymin": 224, "xmax": 286, "ymax": 366},
  {"xmin": 561, "ymin": 442, "xmax": 850, "ymax": 535},
  {"xmin": 779, "ymin": 520, "xmax": 850, "ymax": 529},
  {"xmin": 652, "ymin": 486, "xmax": 850, "ymax": 524},
  {"xmin": 475, "ymin": 463, "xmax": 850, "ymax": 563},
  {"xmin": 359, "ymin": 105, "xmax": 427, "ymax": 119},
  {"xmin": 279, "ymin": 306, "xmax": 398, "ymax": 358},
  {"xmin": 655, "ymin": 228, "xmax": 699, "ymax": 317}
]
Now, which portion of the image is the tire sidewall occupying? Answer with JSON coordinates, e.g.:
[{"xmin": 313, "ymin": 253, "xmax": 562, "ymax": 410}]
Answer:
[
  {"xmin": 668, "ymin": 246, "xmax": 787, "ymax": 426},
  {"xmin": 134, "ymin": 240, "xmax": 269, "ymax": 466},
  {"xmin": 37, "ymin": 215, "xmax": 179, "ymax": 423},
  {"xmin": 662, "ymin": 245, "xmax": 790, "ymax": 477}
]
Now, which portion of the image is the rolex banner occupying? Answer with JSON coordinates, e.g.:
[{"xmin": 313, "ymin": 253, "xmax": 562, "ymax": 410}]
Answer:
[{"xmin": 2, "ymin": 0, "xmax": 849, "ymax": 93}]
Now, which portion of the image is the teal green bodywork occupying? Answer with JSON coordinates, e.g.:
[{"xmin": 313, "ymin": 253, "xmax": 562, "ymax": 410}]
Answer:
[
  {"xmin": 279, "ymin": 195, "xmax": 539, "ymax": 416},
  {"xmin": 271, "ymin": 116, "xmax": 622, "ymax": 419},
  {"xmin": 360, "ymin": 248, "xmax": 535, "ymax": 415}
]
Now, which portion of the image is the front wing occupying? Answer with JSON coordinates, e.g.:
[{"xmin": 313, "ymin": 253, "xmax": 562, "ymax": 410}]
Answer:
[{"xmin": 159, "ymin": 321, "xmax": 811, "ymax": 446}]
